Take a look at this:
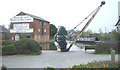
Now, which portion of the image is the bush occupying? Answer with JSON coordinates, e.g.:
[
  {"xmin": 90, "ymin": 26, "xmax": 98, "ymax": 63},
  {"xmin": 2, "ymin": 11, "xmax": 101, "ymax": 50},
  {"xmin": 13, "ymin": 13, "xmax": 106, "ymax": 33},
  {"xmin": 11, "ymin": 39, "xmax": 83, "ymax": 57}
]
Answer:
[
  {"xmin": 2, "ymin": 44, "xmax": 17, "ymax": 55},
  {"xmin": 1, "ymin": 39, "xmax": 42, "ymax": 55},
  {"xmin": 46, "ymin": 67, "xmax": 56, "ymax": 70},
  {"xmin": 15, "ymin": 39, "xmax": 42, "ymax": 54},
  {"xmin": 2, "ymin": 40, "xmax": 16, "ymax": 46},
  {"xmin": 95, "ymin": 41, "xmax": 120, "ymax": 54},
  {"xmin": 1, "ymin": 65, "xmax": 7, "ymax": 70}
]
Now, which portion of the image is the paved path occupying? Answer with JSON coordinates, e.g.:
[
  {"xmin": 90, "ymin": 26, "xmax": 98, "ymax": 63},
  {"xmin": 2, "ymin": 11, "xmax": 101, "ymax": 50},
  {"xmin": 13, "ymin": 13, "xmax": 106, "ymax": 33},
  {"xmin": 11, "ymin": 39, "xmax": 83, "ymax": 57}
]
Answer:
[{"xmin": 2, "ymin": 51, "xmax": 119, "ymax": 68}]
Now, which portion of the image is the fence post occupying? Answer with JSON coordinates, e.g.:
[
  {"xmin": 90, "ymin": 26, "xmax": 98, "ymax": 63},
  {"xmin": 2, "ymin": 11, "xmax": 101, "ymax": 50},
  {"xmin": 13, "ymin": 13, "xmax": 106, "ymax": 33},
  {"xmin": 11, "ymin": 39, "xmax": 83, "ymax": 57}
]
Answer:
[{"xmin": 111, "ymin": 50, "xmax": 115, "ymax": 63}]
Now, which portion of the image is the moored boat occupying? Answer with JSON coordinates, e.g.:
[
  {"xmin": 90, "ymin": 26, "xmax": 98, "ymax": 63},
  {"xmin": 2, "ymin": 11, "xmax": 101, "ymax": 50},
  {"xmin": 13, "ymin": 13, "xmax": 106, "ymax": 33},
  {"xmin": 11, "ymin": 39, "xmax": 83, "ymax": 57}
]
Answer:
[{"xmin": 76, "ymin": 35, "xmax": 101, "ymax": 44}]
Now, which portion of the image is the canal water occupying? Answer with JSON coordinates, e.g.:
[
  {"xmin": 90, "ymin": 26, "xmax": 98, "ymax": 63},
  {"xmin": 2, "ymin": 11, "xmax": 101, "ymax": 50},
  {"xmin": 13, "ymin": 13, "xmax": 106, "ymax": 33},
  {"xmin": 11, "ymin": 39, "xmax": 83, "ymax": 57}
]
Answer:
[{"xmin": 40, "ymin": 41, "xmax": 95, "ymax": 52}]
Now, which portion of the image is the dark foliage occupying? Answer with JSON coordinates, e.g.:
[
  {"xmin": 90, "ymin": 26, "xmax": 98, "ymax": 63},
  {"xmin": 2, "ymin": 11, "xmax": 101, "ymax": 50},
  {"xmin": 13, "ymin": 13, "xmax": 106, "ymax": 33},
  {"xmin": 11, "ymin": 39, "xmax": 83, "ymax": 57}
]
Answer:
[
  {"xmin": 2, "ymin": 40, "xmax": 16, "ymax": 46},
  {"xmin": 15, "ymin": 39, "xmax": 42, "ymax": 54},
  {"xmin": 1, "ymin": 65, "xmax": 7, "ymax": 70},
  {"xmin": 95, "ymin": 41, "xmax": 120, "ymax": 54},
  {"xmin": 2, "ymin": 39, "xmax": 42, "ymax": 55},
  {"xmin": 50, "ymin": 24, "xmax": 57, "ymax": 38},
  {"xmin": 58, "ymin": 26, "xmax": 67, "ymax": 35},
  {"xmin": 2, "ymin": 44, "xmax": 17, "ymax": 55}
]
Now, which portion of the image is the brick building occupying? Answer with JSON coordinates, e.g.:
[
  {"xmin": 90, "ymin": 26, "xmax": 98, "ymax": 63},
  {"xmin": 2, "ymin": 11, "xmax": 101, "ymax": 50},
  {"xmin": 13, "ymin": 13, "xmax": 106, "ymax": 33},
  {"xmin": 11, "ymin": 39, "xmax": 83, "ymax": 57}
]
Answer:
[{"xmin": 10, "ymin": 12, "xmax": 50, "ymax": 42}]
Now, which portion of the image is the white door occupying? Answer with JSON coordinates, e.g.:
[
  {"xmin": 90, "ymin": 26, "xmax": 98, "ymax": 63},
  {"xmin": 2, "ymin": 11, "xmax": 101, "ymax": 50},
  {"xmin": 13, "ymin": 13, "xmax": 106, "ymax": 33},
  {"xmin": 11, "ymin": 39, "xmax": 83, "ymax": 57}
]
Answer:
[{"xmin": 15, "ymin": 34, "xmax": 20, "ymax": 41}]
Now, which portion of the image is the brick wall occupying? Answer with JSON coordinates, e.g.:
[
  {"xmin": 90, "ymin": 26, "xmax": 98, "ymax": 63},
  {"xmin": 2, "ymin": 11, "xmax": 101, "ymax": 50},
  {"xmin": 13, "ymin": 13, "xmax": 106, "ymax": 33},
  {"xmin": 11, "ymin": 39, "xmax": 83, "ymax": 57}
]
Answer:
[
  {"xmin": 33, "ymin": 19, "xmax": 49, "ymax": 42},
  {"xmin": 10, "ymin": 13, "xmax": 50, "ymax": 42}
]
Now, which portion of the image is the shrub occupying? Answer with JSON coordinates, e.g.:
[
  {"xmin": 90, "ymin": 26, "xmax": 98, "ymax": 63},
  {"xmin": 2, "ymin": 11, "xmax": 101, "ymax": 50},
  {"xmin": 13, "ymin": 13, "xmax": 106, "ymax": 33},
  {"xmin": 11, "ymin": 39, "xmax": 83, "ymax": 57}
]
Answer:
[
  {"xmin": 1, "ymin": 65, "xmax": 7, "ymax": 70},
  {"xmin": 95, "ymin": 41, "xmax": 120, "ymax": 54},
  {"xmin": 2, "ymin": 40, "xmax": 16, "ymax": 46},
  {"xmin": 15, "ymin": 39, "xmax": 42, "ymax": 55},
  {"xmin": 2, "ymin": 44, "xmax": 17, "ymax": 55},
  {"xmin": 46, "ymin": 67, "xmax": 56, "ymax": 70}
]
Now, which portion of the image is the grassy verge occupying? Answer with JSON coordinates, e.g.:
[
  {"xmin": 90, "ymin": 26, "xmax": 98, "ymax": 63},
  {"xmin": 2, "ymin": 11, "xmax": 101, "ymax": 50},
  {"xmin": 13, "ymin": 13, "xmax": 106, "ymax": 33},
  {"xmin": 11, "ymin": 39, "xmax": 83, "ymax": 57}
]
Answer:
[
  {"xmin": 45, "ymin": 61, "xmax": 120, "ymax": 70},
  {"xmin": 93, "ymin": 51, "xmax": 120, "ymax": 54},
  {"xmin": 2, "ymin": 61, "xmax": 120, "ymax": 70},
  {"xmin": 72, "ymin": 61, "xmax": 120, "ymax": 68}
]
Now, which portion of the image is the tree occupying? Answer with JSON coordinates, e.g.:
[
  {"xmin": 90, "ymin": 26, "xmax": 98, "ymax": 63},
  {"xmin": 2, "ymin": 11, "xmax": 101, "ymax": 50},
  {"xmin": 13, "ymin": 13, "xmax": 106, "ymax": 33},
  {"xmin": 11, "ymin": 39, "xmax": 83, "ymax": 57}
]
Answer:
[
  {"xmin": 50, "ymin": 24, "xmax": 57, "ymax": 38},
  {"xmin": 20, "ymin": 34, "xmax": 26, "ymax": 39},
  {"xmin": 58, "ymin": 26, "xmax": 67, "ymax": 35},
  {"xmin": 87, "ymin": 29, "xmax": 93, "ymax": 34},
  {"xmin": 110, "ymin": 30, "xmax": 119, "ymax": 41},
  {"xmin": 81, "ymin": 32, "xmax": 87, "ymax": 37}
]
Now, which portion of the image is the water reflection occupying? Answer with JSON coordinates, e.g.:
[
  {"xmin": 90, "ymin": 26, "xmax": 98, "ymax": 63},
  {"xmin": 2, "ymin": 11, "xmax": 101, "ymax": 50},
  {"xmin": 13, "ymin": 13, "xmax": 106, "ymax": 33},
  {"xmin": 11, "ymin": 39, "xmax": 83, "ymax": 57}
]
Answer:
[
  {"xmin": 40, "ymin": 41, "xmax": 95, "ymax": 52},
  {"xmin": 66, "ymin": 41, "xmax": 85, "ymax": 51},
  {"xmin": 54, "ymin": 41, "xmax": 88, "ymax": 51},
  {"xmin": 40, "ymin": 42, "xmax": 57, "ymax": 50}
]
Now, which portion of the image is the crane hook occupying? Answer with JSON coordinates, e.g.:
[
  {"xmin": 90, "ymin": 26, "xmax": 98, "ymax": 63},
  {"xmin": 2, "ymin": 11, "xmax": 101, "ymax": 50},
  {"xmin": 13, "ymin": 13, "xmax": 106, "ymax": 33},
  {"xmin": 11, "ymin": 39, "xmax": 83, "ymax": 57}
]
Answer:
[{"xmin": 100, "ymin": 1, "xmax": 105, "ymax": 6}]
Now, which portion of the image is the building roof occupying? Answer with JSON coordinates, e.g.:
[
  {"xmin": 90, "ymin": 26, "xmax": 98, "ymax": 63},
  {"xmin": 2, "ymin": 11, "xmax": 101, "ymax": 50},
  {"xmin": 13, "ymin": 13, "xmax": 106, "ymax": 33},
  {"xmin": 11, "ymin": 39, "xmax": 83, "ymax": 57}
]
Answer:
[
  {"xmin": 0, "ymin": 25, "xmax": 9, "ymax": 33},
  {"xmin": 115, "ymin": 19, "xmax": 120, "ymax": 26},
  {"xmin": 18, "ymin": 12, "xmax": 50, "ymax": 23}
]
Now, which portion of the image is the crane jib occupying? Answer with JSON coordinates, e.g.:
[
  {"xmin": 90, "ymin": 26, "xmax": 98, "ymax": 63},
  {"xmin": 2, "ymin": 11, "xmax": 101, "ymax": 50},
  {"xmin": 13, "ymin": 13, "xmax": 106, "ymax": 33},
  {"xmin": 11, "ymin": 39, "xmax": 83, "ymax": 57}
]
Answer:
[
  {"xmin": 55, "ymin": 1, "xmax": 105, "ymax": 52},
  {"xmin": 67, "ymin": 1, "xmax": 105, "ymax": 51}
]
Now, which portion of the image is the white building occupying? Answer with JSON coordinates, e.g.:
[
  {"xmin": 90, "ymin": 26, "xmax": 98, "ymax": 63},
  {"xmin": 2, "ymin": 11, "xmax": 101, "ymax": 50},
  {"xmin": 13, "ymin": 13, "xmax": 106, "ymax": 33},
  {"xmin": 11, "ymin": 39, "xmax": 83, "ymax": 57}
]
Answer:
[{"xmin": 115, "ymin": 1, "xmax": 120, "ymax": 31}]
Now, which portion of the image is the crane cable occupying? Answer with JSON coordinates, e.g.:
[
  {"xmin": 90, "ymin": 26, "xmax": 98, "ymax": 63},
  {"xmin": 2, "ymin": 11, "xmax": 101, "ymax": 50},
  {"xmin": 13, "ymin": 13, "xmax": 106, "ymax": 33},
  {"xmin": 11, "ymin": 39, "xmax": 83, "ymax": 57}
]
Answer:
[
  {"xmin": 67, "ymin": 1, "xmax": 105, "ymax": 51},
  {"xmin": 69, "ymin": 4, "xmax": 101, "ymax": 34}
]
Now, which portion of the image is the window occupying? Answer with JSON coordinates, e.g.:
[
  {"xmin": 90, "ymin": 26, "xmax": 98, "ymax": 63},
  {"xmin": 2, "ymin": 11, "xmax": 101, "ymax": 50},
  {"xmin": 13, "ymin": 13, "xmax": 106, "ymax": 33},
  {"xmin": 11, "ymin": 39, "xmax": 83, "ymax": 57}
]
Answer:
[
  {"xmin": 38, "ymin": 21, "xmax": 40, "ymax": 24},
  {"xmin": 117, "ymin": 27, "xmax": 118, "ymax": 31},
  {"xmin": 41, "ymin": 21, "xmax": 44, "ymax": 35},
  {"xmin": 38, "ymin": 29, "xmax": 40, "ymax": 32},
  {"xmin": 27, "ymin": 34, "xmax": 30, "ymax": 38},
  {"xmin": 15, "ymin": 34, "xmax": 20, "ymax": 41},
  {"xmin": 44, "ymin": 29, "xmax": 46, "ymax": 32},
  {"xmin": 12, "ymin": 36, "xmax": 14, "ymax": 40}
]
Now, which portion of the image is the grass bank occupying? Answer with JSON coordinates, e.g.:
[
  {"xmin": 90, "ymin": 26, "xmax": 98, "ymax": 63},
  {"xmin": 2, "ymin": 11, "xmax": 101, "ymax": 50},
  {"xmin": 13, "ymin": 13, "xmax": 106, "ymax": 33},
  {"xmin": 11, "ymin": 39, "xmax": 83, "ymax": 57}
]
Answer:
[{"xmin": 45, "ymin": 61, "xmax": 120, "ymax": 70}]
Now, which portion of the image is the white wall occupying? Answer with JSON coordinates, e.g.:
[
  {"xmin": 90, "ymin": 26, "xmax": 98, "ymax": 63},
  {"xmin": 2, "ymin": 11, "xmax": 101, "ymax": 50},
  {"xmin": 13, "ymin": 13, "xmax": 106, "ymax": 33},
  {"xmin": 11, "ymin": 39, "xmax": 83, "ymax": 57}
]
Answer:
[
  {"xmin": 119, "ymin": 1, "xmax": 120, "ymax": 17},
  {"xmin": 117, "ymin": 1, "xmax": 120, "ymax": 31}
]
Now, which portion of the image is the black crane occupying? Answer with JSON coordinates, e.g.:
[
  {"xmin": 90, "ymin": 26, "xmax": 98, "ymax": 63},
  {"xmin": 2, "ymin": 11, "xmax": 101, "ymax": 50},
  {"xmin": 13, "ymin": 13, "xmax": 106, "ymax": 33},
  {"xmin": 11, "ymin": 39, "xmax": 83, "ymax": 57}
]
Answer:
[{"xmin": 55, "ymin": 1, "xmax": 105, "ymax": 52}]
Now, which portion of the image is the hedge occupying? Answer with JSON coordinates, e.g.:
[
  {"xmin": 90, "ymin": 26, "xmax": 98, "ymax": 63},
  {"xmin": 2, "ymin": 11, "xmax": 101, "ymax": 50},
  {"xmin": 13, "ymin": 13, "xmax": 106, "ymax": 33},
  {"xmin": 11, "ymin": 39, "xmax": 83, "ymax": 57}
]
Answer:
[
  {"xmin": 2, "ymin": 44, "xmax": 17, "ymax": 55},
  {"xmin": 15, "ymin": 39, "xmax": 42, "ymax": 55},
  {"xmin": 2, "ymin": 40, "xmax": 16, "ymax": 46},
  {"xmin": 2, "ymin": 39, "xmax": 42, "ymax": 55},
  {"xmin": 95, "ymin": 41, "xmax": 120, "ymax": 54}
]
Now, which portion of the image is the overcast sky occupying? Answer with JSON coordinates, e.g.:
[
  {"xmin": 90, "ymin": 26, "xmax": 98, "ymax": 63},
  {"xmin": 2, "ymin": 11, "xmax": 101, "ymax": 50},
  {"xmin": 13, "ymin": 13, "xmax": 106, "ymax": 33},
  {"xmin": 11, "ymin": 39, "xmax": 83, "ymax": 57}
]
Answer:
[{"xmin": 0, "ymin": 0, "xmax": 119, "ymax": 33}]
